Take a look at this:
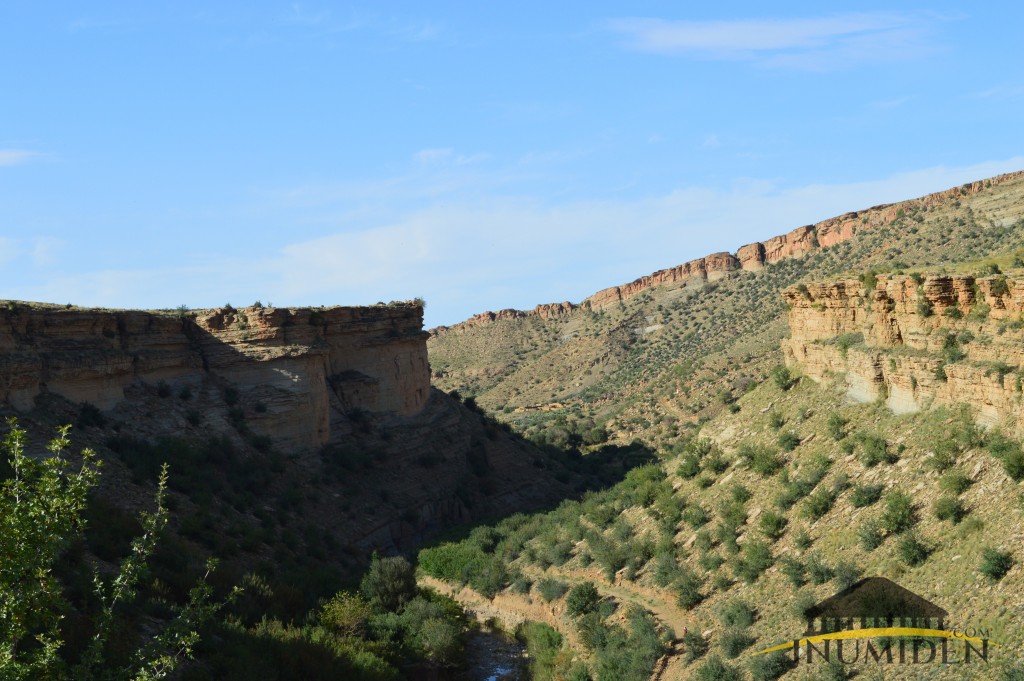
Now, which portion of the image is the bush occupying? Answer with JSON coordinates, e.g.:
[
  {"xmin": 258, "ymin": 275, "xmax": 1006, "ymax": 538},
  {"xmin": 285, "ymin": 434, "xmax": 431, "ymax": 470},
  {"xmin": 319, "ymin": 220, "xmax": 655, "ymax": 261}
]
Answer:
[
  {"xmin": 834, "ymin": 561, "xmax": 862, "ymax": 591},
  {"xmin": 565, "ymin": 581, "xmax": 600, "ymax": 617},
  {"xmin": 856, "ymin": 433, "xmax": 895, "ymax": 467},
  {"xmin": 934, "ymin": 496, "xmax": 968, "ymax": 524},
  {"xmin": 683, "ymin": 504, "xmax": 710, "ymax": 529},
  {"xmin": 777, "ymin": 431, "xmax": 801, "ymax": 452},
  {"xmin": 675, "ymin": 569, "xmax": 705, "ymax": 610},
  {"xmin": 740, "ymin": 444, "xmax": 783, "ymax": 477},
  {"xmin": 858, "ymin": 519, "xmax": 884, "ymax": 551},
  {"xmin": 806, "ymin": 554, "xmax": 833, "ymax": 584},
  {"xmin": 768, "ymin": 410, "xmax": 784, "ymax": 430},
  {"xmin": 850, "ymin": 483, "xmax": 884, "ymax": 508},
  {"xmin": 748, "ymin": 651, "xmax": 793, "ymax": 681},
  {"xmin": 718, "ymin": 600, "xmax": 756, "ymax": 629},
  {"xmin": 801, "ymin": 487, "xmax": 835, "ymax": 520},
  {"xmin": 794, "ymin": 529, "xmax": 812, "ymax": 550},
  {"xmin": 988, "ymin": 431, "xmax": 1024, "ymax": 481},
  {"xmin": 538, "ymin": 578, "xmax": 569, "ymax": 603},
  {"xmin": 771, "ymin": 365, "xmax": 796, "ymax": 390},
  {"xmin": 695, "ymin": 654, "xmax": 742, "ymax": 681},
  {"xmin": 897, "ymin": 534, "xmax": 931, "ymax": 567},
  {"xmin": 759, "ymin": 510, "xmax": 787, "ymax": 541},
  {"xmin": 677, "ymin": 454, "xmax": 701, "ymax": 479},
  {"xmin": 980, "ymin": 547, "xmax": 1014, "ymax": 581},
  {"xmin": 719, "ymin": 629, "xmax": 754, "ymax": 658},
  {"xmin": 682, "ymin": 629, "xmax": 709, "ymax": 662},
  {"xmin": 826, "ymin": 413, "xmax": 847, "ymax": 440},
  {"xmin": 732, "ymin": 540, "xmax": 773, "ymax": 584},
  {"xmin": 780, "ymin": 556, "xmax": 806, "ymax": 588},
  {"xmin": 361, "ymin": 555, "xmax": 417, "ymax": 611},
  {"xmin": 880, "ymin": 490, "xmax": 917, "ymax": 534},
  {"xmin": 940, "ymin": 469, "xmax": 973, "ymax": 495}
]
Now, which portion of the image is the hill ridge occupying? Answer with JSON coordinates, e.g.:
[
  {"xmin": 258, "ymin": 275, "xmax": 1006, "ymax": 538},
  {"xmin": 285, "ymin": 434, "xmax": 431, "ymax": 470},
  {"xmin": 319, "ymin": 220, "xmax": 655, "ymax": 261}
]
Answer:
[{"xmin": 431, "ymin": 170, "xmax": 1024, "ymax": 335}]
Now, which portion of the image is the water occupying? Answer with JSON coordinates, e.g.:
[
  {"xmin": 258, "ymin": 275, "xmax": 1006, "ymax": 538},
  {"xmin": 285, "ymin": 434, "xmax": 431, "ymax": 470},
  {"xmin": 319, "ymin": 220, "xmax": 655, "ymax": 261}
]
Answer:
[{"xmin": 462, "ymin": 626, "xmax": 528, "ymax": 681}]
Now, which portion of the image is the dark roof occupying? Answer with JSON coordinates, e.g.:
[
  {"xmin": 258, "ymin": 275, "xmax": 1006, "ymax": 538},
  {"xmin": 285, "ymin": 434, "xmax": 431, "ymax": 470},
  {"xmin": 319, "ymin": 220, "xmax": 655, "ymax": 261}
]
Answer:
[{"xmin": 806, "ymin": 577, "xmax": 947, "ymax": 620}]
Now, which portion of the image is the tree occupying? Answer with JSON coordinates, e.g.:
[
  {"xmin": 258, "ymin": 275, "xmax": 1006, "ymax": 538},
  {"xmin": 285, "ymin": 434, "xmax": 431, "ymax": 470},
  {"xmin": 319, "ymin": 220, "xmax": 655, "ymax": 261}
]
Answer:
[
  {"xmin": 565, "ymin": 581, "xmax": 600, "ymax": 617},
  {"xmin": 360, "ymin": 555, "xmax": 416, "ymax": 612},
  {"xmin": 0, "ymin": 419, "xmax": 231, "ymax": 680}
]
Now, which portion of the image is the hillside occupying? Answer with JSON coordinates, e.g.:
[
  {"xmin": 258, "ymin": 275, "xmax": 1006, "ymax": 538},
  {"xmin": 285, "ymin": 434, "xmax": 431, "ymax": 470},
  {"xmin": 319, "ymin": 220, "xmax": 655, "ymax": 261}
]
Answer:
[
  {"xmin": 419, "ymin": 269, "xmax": 1024, "ymax": 680},
  {"xmin": 428, "ymin": 172, "xmax": 1024, "ymax": 452}
]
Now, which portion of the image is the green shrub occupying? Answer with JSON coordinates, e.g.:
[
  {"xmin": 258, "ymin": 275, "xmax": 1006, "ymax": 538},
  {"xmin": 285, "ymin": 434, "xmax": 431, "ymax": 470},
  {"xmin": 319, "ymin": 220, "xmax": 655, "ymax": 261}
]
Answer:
[
  {"xmin": 768, "ymin": 410, "xmax": 784, "ymax": 430},
  {"xmin": 856, "ymin": 433, "xmax": 896, "ymax": 467},
  {"xmin": 780, "ymin": 556, "xmax": 806, "ymax": 588},
  {"xmin": 794, "ymin": 529, "xmax": 813, "ymax": 550},
  {"xmin": 718, "ymin": 600, "xmax": 756, "ymax": 629},
  {"xmin": 806, "ymin": 554, "xmax": 833, "ymax": 584},
  {"xmin": 732, "ymin": 540, "xmax": 773, "ymax": 584},
  {"xmin": 850, "ymin": 483, "xmax": 883, "ymax": 508},
  {"xmin": 826, "ymin": 413, "xmax": 847, "ymax": 440},
  {"xmin": 565, "ymin": 581, "xmax": 600, "ymax": 617},
  {"xmin": 677, "ymin": 454, "xmax": 701, "ymax": 479},
  {"xmin": 834, "ymin": 561, "xmax": 862, "ymax": 590},
  {"xmin": 980, "ymin": 547, "xmax": 1014, "ymax": 581},
  {"xmin": 934, "ymin": 496, "xmax": 968, "ymax": 524},
  {"xmin": 537, "ymin": 578, "xmax": 568, "ymax": 603},
  {"xmin": 748, "ymin": 651, "xmax": 793, "ymax": 681},
  {"xmin": 801, "ymin": 487, "xmax": 835, "ymax": 520},
  {"xmin": 719, "ymin": 629, "xmax": 754, "ymax": 658},
  {"xmin": 940, "ymin": 469, "xmax": 973, "ymax": 495},
  {"xmin": 695, "ymin": 654, "xmax": 741, "ymax": 681},
  {"xmin": 682, "ymin": 629, "xmax": 709, "ymax": 662},
  {"xmin": 897, "ymin": 534, "xmax": 931, "ymax": 567},
  {"xmin": 759, "ymin": 510, "xmax": 787, "ymax": 541},
  {"xmin": 361, "ymin": 555, "xmax": 417, "ymax": 611},
  {"xmin": 675, "ymin": 568, "xmax": 705, "ymax": 610},
  {"xmin": 988, "ymin": 431, "xmax": 1024, "ymax": 481},
  {"xmin": 858, "ymin": 519, "xmax": 884, "ymax": 551},
  {"xmin": 880, "ymin": 490, "xmax": 917, "ymax": 534},
  {"xmin": 771, "ymin": 365, "xmax": 796, "ymax": 391},
  {"xmin": 740, "ymin": 443, "xmax": 783, "ymax": 477},
  {"xmin": 683, "ymin": 504, "xmax": 710, "ymax": 529},
  {"xmin": 777, "ymin": 431, "xmax": 800, "ymax": 452}
]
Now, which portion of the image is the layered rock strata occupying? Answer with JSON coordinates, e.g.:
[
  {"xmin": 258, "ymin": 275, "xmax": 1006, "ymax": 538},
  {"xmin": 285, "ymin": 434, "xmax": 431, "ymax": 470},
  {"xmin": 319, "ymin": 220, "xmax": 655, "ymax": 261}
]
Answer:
[
  {"xmin": 0, "ymin": 302, "xmax": 430, "ymax": 451},
  {"xmin": 783, "ymin": 273, "xmax": 1024, "ymax": 428}
]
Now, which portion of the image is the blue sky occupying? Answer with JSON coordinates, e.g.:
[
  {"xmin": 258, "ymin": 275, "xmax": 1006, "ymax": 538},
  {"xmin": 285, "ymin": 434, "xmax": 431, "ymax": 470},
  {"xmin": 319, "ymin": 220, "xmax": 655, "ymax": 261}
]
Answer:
[{"xmin": 2, "ymin": 3, "xmax": 1023, "ymax": 327}]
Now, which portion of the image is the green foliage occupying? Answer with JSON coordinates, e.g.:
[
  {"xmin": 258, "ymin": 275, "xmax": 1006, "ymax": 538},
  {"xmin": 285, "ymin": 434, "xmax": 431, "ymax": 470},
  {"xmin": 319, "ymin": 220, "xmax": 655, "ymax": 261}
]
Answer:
[
  {"xmin": 934, "ymin": 496, "xmax": 968, "ymax": 524},
  {"xmin": 682, "ymin": 504, "xmax": 710, "ymax": 529},
  {"xmin": 537, "ymin": 578, "xmax": 569, "ymax": 603},
  {"xmin": 850, "ymin": 483, "xmax": 883, "ymax": 508},
  {"xmin": 771, "ymin": 365, "xmax": 796, "ymax": 391},
  {"xmin": 718, "ymin": 629, "xmax": 754, "ymax": 658},
  {"xmin": 980, "ymin": 547, "xmax": 1014, "ymax": 581},
  {"xmin": 800, "ymin": 487, "xmax": 836, "ymax": 521},
  {"xmin": 826, "ymin": 413, "xmax": 847, "ymax": 440},
  {"xmin": 565, "ymin": 582, "xmax": 600, "ymax": 617},
  {"xmin": 987, "ymin": 431, "xmax": 1024, "ymax": 481},
  {"xmin": 718, "ymin": 600, "xmax": 755, "ymax": 629},
  {"xmin": 732, "ymin": 540, "xmax": 773, "ymax": 584},
  {"xmin": 674, "ymin": 568, "xmax": 705, "ymax": 610},
  {"xmin": 758, "ymin": 510, "xmax": 787, "ymax": 541},
  {"xmin": 0, "ymin": 420, "xmax": 231, "ymax": 681},
  {"xmin": 739, "ymin": 443, "xmax": 783, "ymax": 477},
  {"xmin": 517, "ymin": 622, "xmax": 583, "ymax": 681},
  {"xmin": 793, "ymin": 528, "xmax": 813, "ymax": 550},
  {"xmin": 779, "ymin": 556, "xmax": 806, "ymax": 588},
  {"xmin": 940, "ymin": 469, "xmax": 973, "ymax": 495},
  {"xmin": 748, "ymin": 651, "xmax": 793, "ymax": 681},
  {"xmin": 833, "ymin": 561, "xmax": 862, "ymax": 591},
  {"xmin": 858, "ymin": 519, "xmax": 884, "ymax": 551},
  {"xmin": 417, "ymin": 543, "xmax": 507, "ymax": 598},
  {"xmin": 806, "ymin": 554, "xmax": 834, "ymax": 585},
  {"xmin": 590, "ymin": 607, "xmax": 665, "ymax": 681},
  {"xmin": 694, "ymin": 655, "xmax": 741, "ymax": 681},
  {"xmin": 880, "ymin": 489, "xmax": 917, "ymax": 534},
  {"xmin": 855, "ymin": 432, "xmax": 896, "ymax": 467},
  {"xmin": 777, "ymin": 431, "xmax": 800, "ymax": 452},
  {"xmin": 682, "ymin": 630, "xmax": 708, "ymax": 662},
  {"xmin": 360, "ymin": 556, "xmax": 416, "ymax": 611},
  {"xmin": 897, "ymin": 534, "xmax": 931, "ymax": 567},
  {"xmin": 768, "ymin": 410, "xmax": 784, "ymax": 430}
]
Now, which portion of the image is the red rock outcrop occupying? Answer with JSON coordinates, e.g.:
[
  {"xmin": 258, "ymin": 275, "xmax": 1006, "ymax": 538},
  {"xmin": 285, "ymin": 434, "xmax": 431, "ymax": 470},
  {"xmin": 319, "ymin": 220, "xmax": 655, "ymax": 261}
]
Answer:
[
  {"xmin": 783, "ymin": 273, "xmax": 1024, "ymax": 428},
  {"xmin": 432, "ymin": 171, "xmax": 1024, "ymax": 334},
  {"xmin": 0, "ymin": 302, "xmax": 430, "ymax": 451}
]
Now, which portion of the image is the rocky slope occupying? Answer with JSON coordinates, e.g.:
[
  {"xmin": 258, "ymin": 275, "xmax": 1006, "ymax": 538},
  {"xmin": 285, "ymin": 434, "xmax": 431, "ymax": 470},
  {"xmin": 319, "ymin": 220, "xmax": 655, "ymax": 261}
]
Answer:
[
  {"xmin": 784, "ymin": 272, "xmax": 1024, "ymax": 429},
  {"xmin": 428, "ymin": 170, "xmax": 1024, "ymax": 450}
]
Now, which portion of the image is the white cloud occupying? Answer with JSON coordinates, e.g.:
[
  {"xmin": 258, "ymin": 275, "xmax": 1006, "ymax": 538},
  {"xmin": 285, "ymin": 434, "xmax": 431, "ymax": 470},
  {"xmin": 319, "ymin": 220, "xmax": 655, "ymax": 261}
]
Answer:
[
  {"xmin": 0, "ymin": 150, "xmax": 37, "ymax": 167},
  {"xmin": 9, "ymin": 157, "xmax": 1024, "ymax": 326},
  {"xmin": 606, "ymin": 13, "xmax": 939, "ymax": 69}
]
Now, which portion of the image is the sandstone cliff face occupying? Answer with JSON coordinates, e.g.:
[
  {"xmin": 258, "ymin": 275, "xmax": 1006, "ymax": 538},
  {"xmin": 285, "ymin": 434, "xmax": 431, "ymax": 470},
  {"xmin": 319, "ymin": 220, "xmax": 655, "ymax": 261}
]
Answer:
[
  {"xmin": 432, "ymin": 171, "xmax": 1024, "ymax": 334},
  {"xmin": 783, "ymin": 273, "xmax": 1024, "ymax": 428},
  {"xmin": 0, "ymin": 302, "xmax": 430, "ymax": 451}
]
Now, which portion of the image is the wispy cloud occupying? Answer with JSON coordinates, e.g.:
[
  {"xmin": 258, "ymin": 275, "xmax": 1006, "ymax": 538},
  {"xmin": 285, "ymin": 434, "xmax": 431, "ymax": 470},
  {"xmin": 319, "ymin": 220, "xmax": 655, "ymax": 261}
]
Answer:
[
  {"xmin": 0, "ymin": 149, "xmax": 38, "ymax": 167},
  {"xmin": 606, "ymin": 13, "xmax": 940, "ymax": 69},
  {"xmin": 13, "ymin": 157, "xmax": 1023, "ymax": 326}
]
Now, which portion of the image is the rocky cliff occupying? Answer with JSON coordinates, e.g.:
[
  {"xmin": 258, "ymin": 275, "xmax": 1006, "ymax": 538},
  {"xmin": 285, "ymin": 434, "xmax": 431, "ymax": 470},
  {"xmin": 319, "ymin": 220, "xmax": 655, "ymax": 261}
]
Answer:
[
  {"xmin": 783, "ymin": 272, "xmax": 1024, "ymax": 428},
  {"xmin": 433, "ymin": 171, "xmax": 1024, "ymax": 334},
  {"xmin": 0, "ymin": 302, "xmax": 430, "ymax": 451}
]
